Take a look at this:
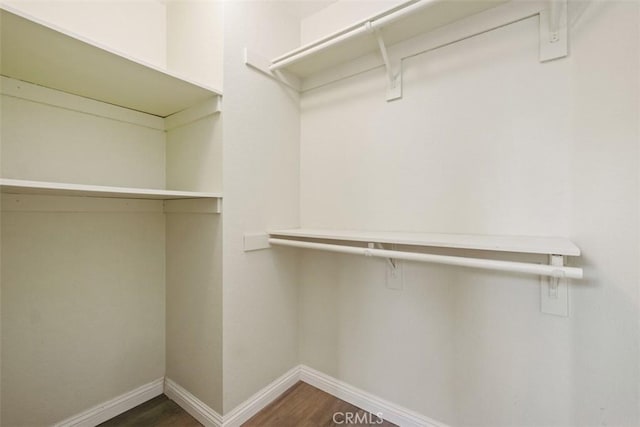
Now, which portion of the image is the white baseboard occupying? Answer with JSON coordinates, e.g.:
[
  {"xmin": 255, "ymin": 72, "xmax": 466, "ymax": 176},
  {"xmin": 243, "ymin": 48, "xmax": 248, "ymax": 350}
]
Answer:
[
  {"xmin": 52, "ymin": 378, "xmax": 164, "ymax": 427},
  {"xmin": 164, "ymin": 378, "xmax": 224, "ymax": 427},
  {"xmin": 223, "ymin": 365, "xmax": 302, "ymax": 427},
  {"xmin": 59, "ymin": 368, "xmax": 447, "ymax": 427},
  {"xmin": 299, "ymin": 365, "xmax": 449, "ymax": 427}
]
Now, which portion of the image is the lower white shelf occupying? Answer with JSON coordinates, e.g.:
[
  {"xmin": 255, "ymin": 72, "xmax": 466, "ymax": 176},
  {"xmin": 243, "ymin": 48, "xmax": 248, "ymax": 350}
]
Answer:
[
  {"xmin": 0, "ymin": 178, "xmax": 222, "ymax": 201},
  {"xmin": 263, "ymin": 228, "xmax": 583, "ymax": 280},
  {"xmin": 269, "ymin": 228, "xmax": 580, "ymax": 256}
]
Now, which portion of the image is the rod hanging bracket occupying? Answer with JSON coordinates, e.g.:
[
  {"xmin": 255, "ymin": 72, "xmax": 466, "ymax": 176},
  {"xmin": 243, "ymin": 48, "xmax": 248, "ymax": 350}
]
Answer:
[
  {"xmin": 366, "ymin": 22, "xmax": 403, "ymax": 101},
  {"xmin": 539, "ymin": 0, "xmax": 568, "ymax": 62},
  {"xmin": 370, "ymin": 242, "xmax": 403, "ymax": 290},
  {"xmin": 541, "ymin": 254, "xmax": 569, "ymax": 317}
]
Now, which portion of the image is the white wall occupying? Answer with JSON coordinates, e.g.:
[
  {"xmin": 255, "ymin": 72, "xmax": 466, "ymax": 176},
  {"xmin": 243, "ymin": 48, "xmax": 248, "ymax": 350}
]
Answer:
[
  {"xmin": 166, "ymin": 212, "xmax": 223, "ymax": 413},
  {"xmin": 166, "ymin": 0, "xmax": 224, "ymax": 90},
  {"xmin": 166, "ymin": 114, "xmax": 223, "ymax": 193},
  {"xmin": 301, "ymin": 0, "xmax": 404, "ymax": 44},
  {"xmin": 164, "ymin": 84, "xmax": 223, "ymax": 415},
  {"xmin": 1, "ymin": 94, "xmax": 166, "ymax": 188},
  {"xmin": 0, "ymin": 86, "xmax": 168, "ymax": 426},
  {"xmin": 299, "ymin": 1, "xmax": 639, "ymax": 426},
  {"xmin": 0, "ymin": 1, "xmax": 225, "ymax": 423},
  {"xmin": 221, "ymin": 0, "xmax": 301, "ymax": 413},
  {"xmin": 164, "ymin": 0, "xmax": 225, "ymax": 414},
  {"xmin": 1, "ymin": 199, "xmax": 166, "ymax": 426},
  {"xmin": 0, "ymin": 2, "xmax": 167, "ymax": 424},
  {"xmin": 3, "ymin": 0, "xmax": 167, "ymax": 69}
]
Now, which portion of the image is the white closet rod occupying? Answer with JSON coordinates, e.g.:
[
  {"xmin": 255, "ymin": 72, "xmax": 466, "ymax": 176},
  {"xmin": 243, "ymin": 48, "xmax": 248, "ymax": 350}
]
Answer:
[
  {"xmin": 268, "ymin": 238, "xmax": 583, "ymax": 279},
  {"xmin": 270, "ymin": 0, "xmax": 461, "ymax": 71},
  {"xmin": 269, "ymin": 0, "xmax": 430, "ymax": 71},
  {"xmin": 270, "ymin": 26, "xmax": 369, "ymax": 71}
]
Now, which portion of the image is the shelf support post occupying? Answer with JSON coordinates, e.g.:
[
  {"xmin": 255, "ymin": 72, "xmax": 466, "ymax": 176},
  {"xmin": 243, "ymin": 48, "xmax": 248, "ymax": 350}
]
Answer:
[
  {"xmin": 367, "ymin": 23, "xmax": 402, "ymax": 101},
  {"xmin": 539, "ymin": 0, "xmax": 568, "ymax": 62}
]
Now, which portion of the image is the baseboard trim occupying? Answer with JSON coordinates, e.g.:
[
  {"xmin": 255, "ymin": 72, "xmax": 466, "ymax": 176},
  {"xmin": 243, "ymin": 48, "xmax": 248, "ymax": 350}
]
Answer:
[
  {"xmin": 61, "ymin": 368, "xmax": 448, "ymax": 427},
  {"xmin": 164, "ymin": 378, "xmax": 224, "ymax": 427},
  {"xmin": 52, "ymin": 378, "xmax": 164, "ymax": 427},
  {"xmin": 223, "ymin": 365, "xmax": 302, "ymax": 427},
  {"xmin": 299, "ymin": 365, "xmax": 449, "ymax": 427}
]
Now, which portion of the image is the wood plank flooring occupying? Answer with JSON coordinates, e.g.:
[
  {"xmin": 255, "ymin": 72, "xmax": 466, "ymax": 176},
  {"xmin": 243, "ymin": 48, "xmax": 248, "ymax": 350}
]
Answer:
[
  {"xmin": 98, "ymin": 382, "xmax": 397, "ymax": 426},
  {"xmin": 98, "ymin": 395, "xmax": 201, "ymax": 427},
  {"xmin": 243, "ymin": 382, "xmax": 397, "ymax": 427}
]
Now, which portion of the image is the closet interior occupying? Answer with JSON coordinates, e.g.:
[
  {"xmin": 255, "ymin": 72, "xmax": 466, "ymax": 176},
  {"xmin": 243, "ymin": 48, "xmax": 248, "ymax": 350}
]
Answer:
[{"xmin": 2, "ymin": 1, "xmax": 638, "ymax": 426}]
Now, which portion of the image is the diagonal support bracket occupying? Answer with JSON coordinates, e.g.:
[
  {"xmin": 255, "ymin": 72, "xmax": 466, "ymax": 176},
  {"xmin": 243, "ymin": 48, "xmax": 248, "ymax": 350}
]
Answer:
[
  {"xmin": 367, "ymin": 23, "xmax": 403, "ymax": 101},
  {"xmin": 244, "ymin": 47, "xmax": 301, "ymax": 91},
  {"xmin": 370, "ymin": 243, "xmax": 404, "ymax": 289},
  {"xmin": 539, "ymin": 0, "xmax": 568, "ymax": 62}
]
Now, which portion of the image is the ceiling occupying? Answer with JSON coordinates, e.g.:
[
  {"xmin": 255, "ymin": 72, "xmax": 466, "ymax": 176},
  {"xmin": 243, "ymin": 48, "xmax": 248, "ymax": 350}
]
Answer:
[{"xmin": 282, "ymin": 0, "xmax": 338, "ymax": 20}]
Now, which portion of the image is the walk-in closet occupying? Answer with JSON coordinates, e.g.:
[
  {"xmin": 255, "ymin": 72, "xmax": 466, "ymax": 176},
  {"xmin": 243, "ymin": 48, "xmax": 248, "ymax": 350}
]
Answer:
[{"xmin": 1, "ymin": 1, "xmax": 638, "ymax": 426}]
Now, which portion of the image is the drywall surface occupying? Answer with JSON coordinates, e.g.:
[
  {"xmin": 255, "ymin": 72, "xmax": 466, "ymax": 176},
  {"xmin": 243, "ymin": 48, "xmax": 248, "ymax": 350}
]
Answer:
[
  {"xmin": 221, "ymin": 0, "xmax": 300, "ymax": 414},
  {"xmin": 165, "ymin": 114, "xmax": 223, "ymax": 412},
  {"xmin": 0, "ymin": 94, "xmax": 166, "ymax": 188},
  {"xmin": 299, "ymin": 249, "xmax": 457, "ymax": 421},
  {"xmin": 564, "ymin": 2, "xmax": 639, "ymax": 426},
  {"xmin": 166, "ymin": 213, "xmax": 223, "ymax": 413},
  {"xmin": 3, "ymin": 0, "xmax": 167, "ymax": 69},
  {"xmin": 1, "ymin": 206, "xmax": 166, "ymax": 426},
  {"xmin": 166, "ymin": 0, "xmax": 223, "ymax": 91},
  {"xmin": 301, "ymin": 0, "xmax": 404, "ymax": 44},
  {"xmin": 0, "ymin": 88, "xmax": 168, "ymax": 425},
  {"xmin": 299, "ymin": 1, "xmax": 639, "ymax": 426},
  {"xmin": 166, "ymin": 114, "xmax": 223, "ymax": 193}
]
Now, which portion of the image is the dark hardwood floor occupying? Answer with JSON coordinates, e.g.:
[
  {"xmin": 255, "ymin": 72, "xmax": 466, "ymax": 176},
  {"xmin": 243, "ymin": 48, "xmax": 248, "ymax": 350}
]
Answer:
[
  {"xmin": 243, "ymin": 382, "xmax": 397, "ymax": 427},
  {"xmin": 98, "ymin": 382, "xmax": 397, "ymax": 426},
  {"xmin": 98, "ymin": 395, "xmax": 201, "ymax": 427}
]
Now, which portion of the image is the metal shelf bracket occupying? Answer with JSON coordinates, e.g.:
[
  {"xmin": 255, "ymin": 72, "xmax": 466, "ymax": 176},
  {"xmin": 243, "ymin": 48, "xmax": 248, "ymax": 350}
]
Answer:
[
  {"xmin": 369, "ymin": 242, "xmax": 404, "ymax": 290},
  {"xmin": 541, "ymin": 254, "xmax": 569, "ymax": 316},
  {"xmin": 367, "ymin": 22, "xmax": 403, "ymax": 101},
  {"xmin": 244, "ymin": 48, "xmax": 302, "ymax": 91},
  {"xmin": 539, "ymin": 0, "xmax": 568, "ymax": 62}
]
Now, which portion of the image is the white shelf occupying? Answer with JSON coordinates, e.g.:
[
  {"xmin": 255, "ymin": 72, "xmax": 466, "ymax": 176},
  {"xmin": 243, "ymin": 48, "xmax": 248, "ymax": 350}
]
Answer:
[
  {"xmin": 0, "ymin": 6, "xmax": 221, "ymax": 117},
  {"xmin": 0, "ymin": 179, "xmax": 222, "ymax": 201},
  {"xmin": 270, "ymin": 0, "xmax": 508, "ymax": 77},
  {"xmin": 269, "ymin": 228, "xmax": 580, "ymax": 256}
]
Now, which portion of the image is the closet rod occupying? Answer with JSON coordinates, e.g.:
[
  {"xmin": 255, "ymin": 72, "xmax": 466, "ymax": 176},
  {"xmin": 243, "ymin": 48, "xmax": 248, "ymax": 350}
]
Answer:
[
  {"xmin": 268, "ymin": 238, "xmax": 583, "ymax": 279},
  {"xmin": 269, "ymin": 0, "xmax": 490, "ymax": 72},
  {"xmin": 270, "ymin": 25, "xmax": 369, "ymax": 71},
  {"xmin": 269, "ymin": 0, "xmax": 432, "ymax": 71}
]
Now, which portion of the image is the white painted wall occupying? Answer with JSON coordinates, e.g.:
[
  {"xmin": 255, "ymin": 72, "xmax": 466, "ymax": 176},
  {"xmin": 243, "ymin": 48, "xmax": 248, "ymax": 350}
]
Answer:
[
  {"xmin": 1, "ymin": 94, "xmax": 166, "ymax": 188},
  {"xmin": 0, "ymin": 86, "xmax": 168, "ymax": 425},
  {"xmin": 164, "ymin": 0, "xmax": 224, "ymax": 414},
  {"xmin": 0, "ymin": 1, "xmax": 225, "ymax": 423},
  {"xmin": 165, "ymin": 212, "xmax": 223, "ymax": 413},
  {"xmin": 0, "ymin": 1, "xmax": 166, "ymax": 426},
  {"xmin": 301, "ymin": 0, "xmax": 404, "ymax": 44},
  {"xmin": 166, "ymin": 114, "xmax": 223, "ymax": 193},
  {"xmin": 166, "ymin": 0, "xmax": 224, "ymax": 90},
  {"xmin": 3, "ymin": 0, "xmax": 167, "ymax": 69},
  {"xmin": 0, "ymin": 2, "xmax": 180, "ymax": 422},
  {"xmin": 299, "ymin": 1, "xmax": 639, "ymax": 426},
  {"xmin": 221, "ymin": 0, "xmax": 301, "ymax": 413},
  {"xmin": 164, "ymin": 75, "xmax": 223, "ymax": 415},
  {"xmin": 1, "ymin": 199, "xmax": 166, "ymax": 426}
]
